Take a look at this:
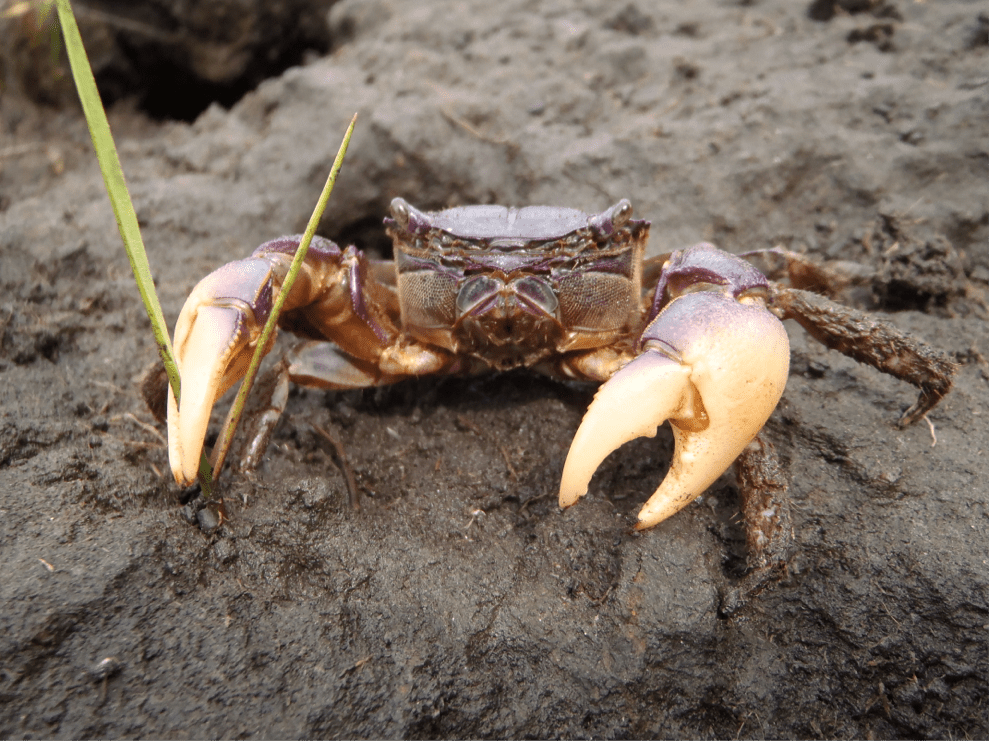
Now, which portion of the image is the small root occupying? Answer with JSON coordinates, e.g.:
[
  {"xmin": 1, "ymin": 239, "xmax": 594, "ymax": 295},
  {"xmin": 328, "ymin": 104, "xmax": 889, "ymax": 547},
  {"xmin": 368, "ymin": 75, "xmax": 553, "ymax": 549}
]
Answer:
[
  {"xmin": 923, "ymin": 414, "xmax": 937, "ymax": 447},
  {"xmin": 313, "ymin": 423, "xmax": 360, "ymax": 511}
]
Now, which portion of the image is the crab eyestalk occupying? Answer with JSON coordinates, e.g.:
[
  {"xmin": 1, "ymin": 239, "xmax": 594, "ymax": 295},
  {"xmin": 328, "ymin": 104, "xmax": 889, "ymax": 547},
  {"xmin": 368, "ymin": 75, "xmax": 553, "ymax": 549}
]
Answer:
[{"xmin": 559, "ymin": 245, "xmax": 791, "ymax": 530}]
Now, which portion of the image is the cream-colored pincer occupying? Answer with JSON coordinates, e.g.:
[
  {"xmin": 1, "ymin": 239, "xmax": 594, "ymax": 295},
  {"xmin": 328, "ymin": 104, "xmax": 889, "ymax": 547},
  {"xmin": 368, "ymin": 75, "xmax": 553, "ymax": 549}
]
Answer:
[
  {"xmin": 559, "ymin": 297, "xmax": 790, "ymax": 529},
  {"xmin": 167, "ymin": 276, "xmax": 265, "ymax": 486}
]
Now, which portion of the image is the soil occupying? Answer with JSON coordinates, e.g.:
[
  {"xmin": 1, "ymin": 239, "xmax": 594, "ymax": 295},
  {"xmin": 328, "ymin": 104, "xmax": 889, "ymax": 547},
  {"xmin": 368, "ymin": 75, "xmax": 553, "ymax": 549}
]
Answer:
[{"xmin": 1, "ymin": 0, "xmax": 987, "ymax": 737}]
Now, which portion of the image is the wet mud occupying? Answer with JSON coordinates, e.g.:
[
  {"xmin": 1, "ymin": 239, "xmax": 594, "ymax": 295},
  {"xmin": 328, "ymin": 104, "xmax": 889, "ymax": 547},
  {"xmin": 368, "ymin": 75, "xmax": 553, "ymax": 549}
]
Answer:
[{"xmin": 1, "ymin": 0, "xmax": 987, "ymax": 737}]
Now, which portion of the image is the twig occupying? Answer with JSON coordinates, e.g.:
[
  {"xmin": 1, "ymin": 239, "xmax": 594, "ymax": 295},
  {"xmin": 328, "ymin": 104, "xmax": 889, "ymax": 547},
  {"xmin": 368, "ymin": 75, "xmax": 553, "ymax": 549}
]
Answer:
[
  {"xmin": 519, "ymin": 491, "xmax": 551, "ymax": 514},
  {"xmin": 120, "ymin": 412, "xmax": 167, "ymax": 444},
  {"xmin": 313, "ymin": 423, "xmax": 360, "ymax": 511},
  {"xmin": 499, "ymin": 444, "xmax": 518, "ymax": 482},
  {"xmin": 455, "ymin": 413, "xmax": 483, "ymax": 435},
  {"xmin": 923, "ymin": 414, "xmax": 937, "ymax": 447},
  {"xmin": 339, "ymin": 655, "xmax": 372, "ymax": 678},
  {"xmin": 440, "ymin": 108, "xmax": 519, "ymax": 153}
]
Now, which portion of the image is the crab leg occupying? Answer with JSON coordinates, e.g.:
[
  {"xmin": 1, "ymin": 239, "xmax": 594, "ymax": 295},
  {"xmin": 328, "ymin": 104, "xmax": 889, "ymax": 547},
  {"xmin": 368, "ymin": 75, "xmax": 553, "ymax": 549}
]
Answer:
[
  {"xmin": 167, "ymin": 236, "xmax": 399, "ymax": 486},
  {"xmin": 560, "ymin": 245, "xmax": 791, "ymax": 530},
  {"xmin": 770, "ymin": 285, "xmax": 955, "ymax": 427}
]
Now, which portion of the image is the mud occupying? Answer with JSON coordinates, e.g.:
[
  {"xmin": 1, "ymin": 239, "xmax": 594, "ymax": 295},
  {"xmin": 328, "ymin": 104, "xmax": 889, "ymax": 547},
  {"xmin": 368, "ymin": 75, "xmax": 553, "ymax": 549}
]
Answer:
[{"xmin": 1, "ymin": 0, "xmax": 987, "ymax": 737}]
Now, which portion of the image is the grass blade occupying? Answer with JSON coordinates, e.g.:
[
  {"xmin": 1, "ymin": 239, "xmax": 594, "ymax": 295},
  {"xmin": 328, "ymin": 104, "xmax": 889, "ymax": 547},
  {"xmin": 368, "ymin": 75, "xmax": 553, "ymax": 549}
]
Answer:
[
  {"xmin": 54, "ymin": 0, "xmax": 176, "ymax": 393},
  {"xmin": 53, "ymin": 0, "xmax": 214, "ymax": 494},
  {"xmin": 208, "ymin": 113, "xmax": 359, "ymax": 484}
]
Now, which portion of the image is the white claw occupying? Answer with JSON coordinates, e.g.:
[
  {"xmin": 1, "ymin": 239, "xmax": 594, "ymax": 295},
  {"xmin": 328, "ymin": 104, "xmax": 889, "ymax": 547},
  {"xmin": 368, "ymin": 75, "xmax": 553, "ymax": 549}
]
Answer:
[
  {"xmin": 166, "ymin": 260, "xmax": 276, "ymax": 487},
  {"xmin": 167, "ymin": 305, "xmax": 251, "ymax": 486},
  {"xmin": 559, "ymin": 295, "xmax": 790, "ymax": 530},
  {"xmin": 559, "ymin": 354, "xmax": 695, "ymax": 507}
]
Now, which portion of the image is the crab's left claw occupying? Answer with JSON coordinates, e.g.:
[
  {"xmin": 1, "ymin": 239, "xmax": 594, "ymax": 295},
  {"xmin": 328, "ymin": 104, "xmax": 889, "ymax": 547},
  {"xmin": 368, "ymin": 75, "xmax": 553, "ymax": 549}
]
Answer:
[
  {"xmin": 167, "ymin": 259, "xmax": 277, "ymax": 486},
  {"xmin": 560, "ymin": 289, "xmax": 790, "ymax": 529}
]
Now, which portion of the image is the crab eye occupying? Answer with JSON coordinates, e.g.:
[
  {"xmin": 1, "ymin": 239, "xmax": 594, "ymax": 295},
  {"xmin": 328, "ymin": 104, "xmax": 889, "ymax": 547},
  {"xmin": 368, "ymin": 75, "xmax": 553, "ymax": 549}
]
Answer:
[
  {"xmin": 390, "ymin": 198, "xmax": 411, "ymax": 229},
  {"xmin": 456, "ymin": 275, "xmax": 501, "ymax": 316},
  {"xmin": 611, "ymin": 199, "xmax": 633, "ymax": 229},
  {"xmin": 588, "ymin": 199, "xmax": 634, "ymax": 236},
  {"xmin": 513, "ymin": 276, "xmax": 559, "ymax": 315}
]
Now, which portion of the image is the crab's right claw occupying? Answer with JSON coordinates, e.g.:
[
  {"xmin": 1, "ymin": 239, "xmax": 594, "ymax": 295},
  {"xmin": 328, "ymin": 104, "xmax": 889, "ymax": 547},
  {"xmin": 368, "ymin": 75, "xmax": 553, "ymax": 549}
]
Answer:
[
  {"xmin": 559, "ymin": 290, "xmax": 790, "ymax": 530},
  {"xmin": 167, "ymin": 259, "xmax": 277, "ymax": 486}
]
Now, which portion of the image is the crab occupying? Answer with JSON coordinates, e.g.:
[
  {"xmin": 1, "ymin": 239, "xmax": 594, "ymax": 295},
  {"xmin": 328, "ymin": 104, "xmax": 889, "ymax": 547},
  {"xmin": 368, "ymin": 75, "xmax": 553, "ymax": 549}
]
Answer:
[{"xmin": 162, "ymin": 198, "xmax": 955, "ymax": 580}]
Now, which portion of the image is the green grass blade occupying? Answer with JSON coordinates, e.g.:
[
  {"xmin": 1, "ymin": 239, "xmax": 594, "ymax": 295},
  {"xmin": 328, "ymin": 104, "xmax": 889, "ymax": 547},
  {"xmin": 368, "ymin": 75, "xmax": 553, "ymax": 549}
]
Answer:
[
  {"xmin": 208, "ymin": 113, "xmax": 359, "ymax": 483},
  {"xmin": 54, "ymin": 0, "xmax": 214, "ymax": 495},
  {"xmin": 54, "ymin": 0, "xmax": 178, "ymax": 396}
]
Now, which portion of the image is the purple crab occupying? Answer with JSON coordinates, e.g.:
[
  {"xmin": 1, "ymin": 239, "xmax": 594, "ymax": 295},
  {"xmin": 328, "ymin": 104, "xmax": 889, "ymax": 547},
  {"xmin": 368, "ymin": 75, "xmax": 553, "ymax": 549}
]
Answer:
[{"xmin": 162, "ymin": 198, "xmax": 954, "ymax": 577}]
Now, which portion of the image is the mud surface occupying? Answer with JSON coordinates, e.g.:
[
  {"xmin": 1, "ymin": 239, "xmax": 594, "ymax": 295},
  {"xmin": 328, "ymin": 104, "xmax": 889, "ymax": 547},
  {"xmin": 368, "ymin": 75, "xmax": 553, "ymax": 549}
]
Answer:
[{"xmin": 2, "ymin": 0, "xmax": 987, "ymax": 737}]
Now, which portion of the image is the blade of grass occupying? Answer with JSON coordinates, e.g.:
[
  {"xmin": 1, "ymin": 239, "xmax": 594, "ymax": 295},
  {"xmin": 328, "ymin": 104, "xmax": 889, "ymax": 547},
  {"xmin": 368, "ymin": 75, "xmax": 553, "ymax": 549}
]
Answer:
[
  {"xmin": 53, "ymin": 0, "xmax": 214, "ymax": 494},
  {"xmin": 208, "ymin": 113, "xmax": 359, "ymax": 484},
  {"xmin": 54, "ymin": 0, "xmax": 175, "ymax": 390}
]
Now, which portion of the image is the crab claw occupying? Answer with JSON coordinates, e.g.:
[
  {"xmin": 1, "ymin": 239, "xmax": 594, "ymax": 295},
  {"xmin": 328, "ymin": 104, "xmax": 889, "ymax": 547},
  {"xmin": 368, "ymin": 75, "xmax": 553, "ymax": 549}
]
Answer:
[
  {"xmin": 167, "ymin": 258, "xmax": 276, "ymax": 486},
  {"xmin": 559, "ymin": 290, "xmax": 790, "ymax": 529}
]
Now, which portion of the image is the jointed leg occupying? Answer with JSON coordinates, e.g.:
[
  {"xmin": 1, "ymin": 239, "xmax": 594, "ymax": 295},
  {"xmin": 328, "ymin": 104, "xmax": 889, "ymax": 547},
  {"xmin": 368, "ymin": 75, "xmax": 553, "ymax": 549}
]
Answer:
[
  {"xmin": 721, "ymin": 436, "xmax": 793, "ymax": 615},
  {"xmin": 771, "ymin": 285, "xmax": 956, "ymax": 427},
  {"xmin": 735, "ymin": 437, "xmax": 793, "ymax": 573}
]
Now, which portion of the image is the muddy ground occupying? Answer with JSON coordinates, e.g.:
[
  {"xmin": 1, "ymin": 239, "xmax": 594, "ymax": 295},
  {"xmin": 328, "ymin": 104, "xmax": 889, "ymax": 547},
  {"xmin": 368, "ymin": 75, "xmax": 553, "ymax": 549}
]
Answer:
[{"xmin": 1, "ymin": 0, "xmax": 987, "ymax": 737}]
